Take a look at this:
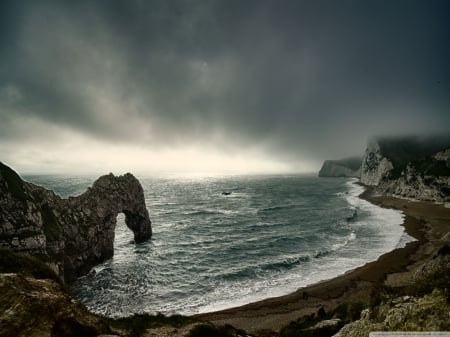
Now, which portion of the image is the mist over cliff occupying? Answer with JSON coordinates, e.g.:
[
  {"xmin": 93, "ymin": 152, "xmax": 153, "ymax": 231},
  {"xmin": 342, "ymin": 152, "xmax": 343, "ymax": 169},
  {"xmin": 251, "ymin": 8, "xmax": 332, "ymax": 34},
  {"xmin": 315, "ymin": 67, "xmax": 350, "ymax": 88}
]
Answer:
[{"xmin": 320, "ymin": 135, "xmax": 450, "ymax": 202}]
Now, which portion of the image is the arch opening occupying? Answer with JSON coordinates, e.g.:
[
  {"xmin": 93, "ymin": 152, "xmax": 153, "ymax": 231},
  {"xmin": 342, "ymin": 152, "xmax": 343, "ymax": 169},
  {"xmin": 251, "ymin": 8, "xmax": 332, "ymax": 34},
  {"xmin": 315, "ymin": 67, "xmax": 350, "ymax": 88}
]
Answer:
[{"xmin": 114, "ymin": 212, "xmax": 135, "ymax": 248}]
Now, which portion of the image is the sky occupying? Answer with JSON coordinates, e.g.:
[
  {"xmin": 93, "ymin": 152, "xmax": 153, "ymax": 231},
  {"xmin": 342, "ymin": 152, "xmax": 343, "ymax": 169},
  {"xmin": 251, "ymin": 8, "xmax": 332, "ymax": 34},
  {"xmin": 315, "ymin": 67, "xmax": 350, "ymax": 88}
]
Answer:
[{"xmin": 0, "ymin": 0, "xmax": 449, "ymax": 174}]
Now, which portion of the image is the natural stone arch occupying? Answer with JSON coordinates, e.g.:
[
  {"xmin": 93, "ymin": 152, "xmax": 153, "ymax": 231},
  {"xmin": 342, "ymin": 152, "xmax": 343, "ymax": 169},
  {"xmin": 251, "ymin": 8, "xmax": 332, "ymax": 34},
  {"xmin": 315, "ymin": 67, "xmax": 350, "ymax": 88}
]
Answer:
[
  {"xmin": 113, "ymin": 212, "xmax": 133, "ymax": 245},
  {"xmin": 62, "ymin": 173, "xmax": 152, "ymax": 282},
  {"xmin": 0, "ymin": 163, "xmax": 152, "ymax": 282}
]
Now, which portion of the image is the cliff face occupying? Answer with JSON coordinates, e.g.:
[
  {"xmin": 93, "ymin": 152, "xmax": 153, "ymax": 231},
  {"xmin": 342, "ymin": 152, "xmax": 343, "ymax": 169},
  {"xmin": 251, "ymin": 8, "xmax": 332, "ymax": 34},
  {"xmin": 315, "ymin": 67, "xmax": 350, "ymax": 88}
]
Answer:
[
  {"xmin": 0, "ymin": 162, "xmax": 152, "ymax": 282},
  {"xmin": 360, "ymin": 139, "xmax": 394, "ymax": 185},
  {"xmin": 375, "ymin": 151, "xmax": 450, "ymax": 202},
  {"xmin": 321, "ymin": 136, "xmax": 450, "ymax": 203},
  {"xmin": 360, "ymin": 135, "xmax": 450, "ymax": 186},
  {"xmin": 318, "ymin": 157, "xmax": 361, "ymax": 178},
  {"xmin": 0, "ymin": 163, "xmax": 64, "ymax": 276}
]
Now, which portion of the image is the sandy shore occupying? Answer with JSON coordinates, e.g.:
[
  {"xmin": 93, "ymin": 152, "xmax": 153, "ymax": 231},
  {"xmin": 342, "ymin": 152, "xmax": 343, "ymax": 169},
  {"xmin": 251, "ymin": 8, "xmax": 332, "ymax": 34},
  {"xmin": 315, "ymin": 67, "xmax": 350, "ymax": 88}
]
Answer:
[{"xmin": 196, "ymin": 188, "xmax": 450, "ymax": 335}]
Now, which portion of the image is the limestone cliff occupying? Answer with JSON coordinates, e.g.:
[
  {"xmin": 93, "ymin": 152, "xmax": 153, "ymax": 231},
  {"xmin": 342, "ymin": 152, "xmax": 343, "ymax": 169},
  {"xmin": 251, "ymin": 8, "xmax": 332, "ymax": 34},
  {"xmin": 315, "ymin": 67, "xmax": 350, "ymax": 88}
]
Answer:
[
  {"xmin": 375, "ymin": 150, "xmax": 450, "ymax": 202},
  {"xmin": 319, "ymin": 136, "xmax": 450, "ymax": 202},
  {"xmin": 318, "ymin": 157, "xmax": 361, "ymax": 178},
  {"xmin": 0, "ymin": 162, "xmax": 152, "ymax": 282},
  {"xmin": 360, "ymin": 138, "xmax": 394, "ymax": 185},
  {"xmin": 360, "ymin": 135, "xmax": 450, "ymax": 187}
]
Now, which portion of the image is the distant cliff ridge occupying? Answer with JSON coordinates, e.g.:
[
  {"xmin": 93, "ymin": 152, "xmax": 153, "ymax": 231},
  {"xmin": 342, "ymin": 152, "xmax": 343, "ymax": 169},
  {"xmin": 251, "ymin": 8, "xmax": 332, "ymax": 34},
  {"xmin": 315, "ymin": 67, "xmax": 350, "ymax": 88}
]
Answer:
[
  {"xmin": 0, "ymin": 162, "xmax": 152, "ymax": 282},
  {"xmin": 320, "ymin": 135, "xmax": 450, "ymax": 203},
  {"xmin": 318, "ymin": 157, "xmax": 362, "ymax": 178}
]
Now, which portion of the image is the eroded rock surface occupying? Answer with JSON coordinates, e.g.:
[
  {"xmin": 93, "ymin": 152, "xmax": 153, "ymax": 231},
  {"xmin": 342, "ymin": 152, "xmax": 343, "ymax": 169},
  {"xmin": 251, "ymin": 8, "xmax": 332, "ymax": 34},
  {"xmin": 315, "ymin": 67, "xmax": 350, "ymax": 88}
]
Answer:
[
  {"xmin": 321, "ymin": 136, "xmax": 450, "ymax": 202},
  {"xmin": 360, "ymin": 138, "xmax": 394, "ymax": 186},
  {"xmin": 0, "ymin": 273, "xmax": 110, "ymax": 337},
  {"xmin": 0, "ymin": 162, "xmax": 152, "ymax": 282}
]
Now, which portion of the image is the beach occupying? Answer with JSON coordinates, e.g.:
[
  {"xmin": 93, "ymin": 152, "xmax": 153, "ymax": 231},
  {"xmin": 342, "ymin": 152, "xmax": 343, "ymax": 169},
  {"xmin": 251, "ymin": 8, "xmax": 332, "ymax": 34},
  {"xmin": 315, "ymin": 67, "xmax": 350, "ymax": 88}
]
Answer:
[{"xmin": 196, "ymin": 189, "xmax": 450, "ymax": 334}]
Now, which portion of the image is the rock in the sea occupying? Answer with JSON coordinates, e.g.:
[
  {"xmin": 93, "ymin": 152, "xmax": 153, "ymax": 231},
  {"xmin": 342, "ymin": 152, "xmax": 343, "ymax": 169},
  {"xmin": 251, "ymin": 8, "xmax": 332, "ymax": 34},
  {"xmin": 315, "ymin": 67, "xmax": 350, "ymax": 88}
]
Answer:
[{"xmin": 0, "ymin": 162, "xmax": 152, "ymax": 282}]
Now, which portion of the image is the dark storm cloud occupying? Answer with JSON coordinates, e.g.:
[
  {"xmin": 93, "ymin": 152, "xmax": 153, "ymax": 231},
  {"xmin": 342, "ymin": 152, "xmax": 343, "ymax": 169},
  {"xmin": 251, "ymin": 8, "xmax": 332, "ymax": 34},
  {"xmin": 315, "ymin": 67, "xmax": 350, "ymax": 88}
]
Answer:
[{"xmin": 1, "ymin": 0, "xmax": 449, "ymax": 164}]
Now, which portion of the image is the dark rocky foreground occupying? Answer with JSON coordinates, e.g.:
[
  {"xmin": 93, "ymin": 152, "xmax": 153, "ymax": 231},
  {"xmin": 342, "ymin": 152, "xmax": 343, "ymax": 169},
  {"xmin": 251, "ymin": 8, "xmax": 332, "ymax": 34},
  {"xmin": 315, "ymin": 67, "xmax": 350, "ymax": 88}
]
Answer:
[{"xmin": 0, "ymin": 162, "xmax": 152, "ymax": 282}]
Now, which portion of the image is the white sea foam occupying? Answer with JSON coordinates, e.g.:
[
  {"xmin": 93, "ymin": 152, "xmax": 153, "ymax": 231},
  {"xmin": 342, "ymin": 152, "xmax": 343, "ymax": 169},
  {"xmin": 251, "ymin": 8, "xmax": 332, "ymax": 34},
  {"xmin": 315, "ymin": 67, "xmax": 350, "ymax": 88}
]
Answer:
[{"xmin": 197, "ymin": 179, "xmax": 416, "ymax": 315}]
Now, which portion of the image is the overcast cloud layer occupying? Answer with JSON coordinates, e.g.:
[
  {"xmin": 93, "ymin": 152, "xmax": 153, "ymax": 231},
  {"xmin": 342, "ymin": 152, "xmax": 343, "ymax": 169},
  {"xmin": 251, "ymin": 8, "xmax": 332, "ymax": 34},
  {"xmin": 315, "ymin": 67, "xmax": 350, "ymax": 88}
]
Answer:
[{"xmin": 1, "ymin": 0, "xmax": 449, "ymax": 173}]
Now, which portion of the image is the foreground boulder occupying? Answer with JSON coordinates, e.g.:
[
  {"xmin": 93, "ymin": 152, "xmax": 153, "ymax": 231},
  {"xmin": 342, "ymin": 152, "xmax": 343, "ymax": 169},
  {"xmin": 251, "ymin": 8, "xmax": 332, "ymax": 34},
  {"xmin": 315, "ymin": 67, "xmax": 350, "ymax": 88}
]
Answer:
[
  {"xmin": 0, "ymin": 162, "xmax": 152, "ymax": 282},
  {"xmin": 0, "ymin": 273, "xmax": 110, "ymax": 337}
]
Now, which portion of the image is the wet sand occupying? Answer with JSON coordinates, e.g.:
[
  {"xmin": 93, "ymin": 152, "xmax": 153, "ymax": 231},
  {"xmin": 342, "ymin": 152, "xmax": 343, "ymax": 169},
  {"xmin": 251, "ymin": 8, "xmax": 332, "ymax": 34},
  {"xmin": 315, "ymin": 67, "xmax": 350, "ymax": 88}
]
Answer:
[{"xmin": 196, "ymin": 189, "xmax": 450, "ymax": 335}]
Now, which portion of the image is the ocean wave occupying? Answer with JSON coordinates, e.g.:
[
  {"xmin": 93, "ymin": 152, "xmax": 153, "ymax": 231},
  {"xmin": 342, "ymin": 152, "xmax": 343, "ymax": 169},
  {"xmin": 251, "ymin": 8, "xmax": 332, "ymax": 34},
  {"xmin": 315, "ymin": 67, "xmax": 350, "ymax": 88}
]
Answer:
[
  {"xmin": 258, "ymin": 204, "xmax": 302, "ymax": 213},
  {"xmin": 345, "ymin": 208, "xmax": 359, "ymax": 222},
  {"xmin": 261, "ymin": 255, "xmax": 310, "ymax": 271},
  {"xmin": 183, "ymin": 209, "xmax": 224, "ymax": 216},
  {"xmin": 331, "ymin": 231, "xmax": 356, "ymax": 251}
]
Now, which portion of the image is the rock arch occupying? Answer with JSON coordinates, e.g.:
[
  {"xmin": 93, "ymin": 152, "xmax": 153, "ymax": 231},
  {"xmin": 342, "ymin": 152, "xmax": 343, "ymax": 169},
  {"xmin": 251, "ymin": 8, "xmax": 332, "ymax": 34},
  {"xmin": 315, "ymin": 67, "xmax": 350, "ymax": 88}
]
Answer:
[
  {"xmin": 61, "ymin": 173, "xmax": 152, "ymax": 282},
  {"xmin": 0, "ymin": 162, "xmax": 152, "ymax": 283}
]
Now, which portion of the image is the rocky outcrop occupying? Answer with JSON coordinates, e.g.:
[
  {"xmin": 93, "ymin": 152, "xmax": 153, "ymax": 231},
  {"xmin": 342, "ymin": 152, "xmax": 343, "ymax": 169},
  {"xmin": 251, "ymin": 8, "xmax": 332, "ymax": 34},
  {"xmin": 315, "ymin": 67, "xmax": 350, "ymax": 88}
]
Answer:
[
  {"xmin": 375, "ymin": 159, "xmax": 450, "ymax": 202},
  {"xmin": 360, "ymin": 136, "xmax": 450, "ymax": 186},
  {"xmin": 0, "ymin": 162, "xmax": 152, "ymax": 282},
  {"xmin": 318, "ymin": 157, "xmax": 361, "ymax": 178},
  {"xmin": 333, "ymin": 252, "xmax": 450, "ymax": 337},
  {"xmin": 434, "ymin": 148, "xmax": 450, "ymax": 165},
  {"xmin": 0, "ymin": 162, "xmax": 64, "ymax": 276},
  {"xmin": 320, "ymin": 136, "xmax": 450, "ymax": 202},
  {"xmin": 0, "ymin": 273, "xmax": 111, "ymax": 337},
  {"xmin": 360, "ymin": 138, "xmax": 394, "ymax": 185},
  {"xmin": 333, "ymin": 289, "xmax": 450, "ymax": 337}
]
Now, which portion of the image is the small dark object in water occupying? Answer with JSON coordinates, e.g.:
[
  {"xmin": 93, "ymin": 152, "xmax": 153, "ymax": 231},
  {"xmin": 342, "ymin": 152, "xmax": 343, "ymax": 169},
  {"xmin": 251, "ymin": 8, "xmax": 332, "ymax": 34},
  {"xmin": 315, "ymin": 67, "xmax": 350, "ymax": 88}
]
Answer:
[
  {"xmin": 222, "ymin": 192, "xmax": 232, "ymax": 196},
  {"xmin": 346, "ymin": 209, "xmax": 357, "ymax": 221}
]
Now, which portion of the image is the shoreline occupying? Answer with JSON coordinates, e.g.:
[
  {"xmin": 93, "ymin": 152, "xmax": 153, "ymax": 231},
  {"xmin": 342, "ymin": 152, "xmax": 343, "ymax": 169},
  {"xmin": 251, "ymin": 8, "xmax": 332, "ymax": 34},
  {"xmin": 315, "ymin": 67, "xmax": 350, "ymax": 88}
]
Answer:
[{"xmin": 195, "ymin": 185, "xmax": 450, "ymax": 334}]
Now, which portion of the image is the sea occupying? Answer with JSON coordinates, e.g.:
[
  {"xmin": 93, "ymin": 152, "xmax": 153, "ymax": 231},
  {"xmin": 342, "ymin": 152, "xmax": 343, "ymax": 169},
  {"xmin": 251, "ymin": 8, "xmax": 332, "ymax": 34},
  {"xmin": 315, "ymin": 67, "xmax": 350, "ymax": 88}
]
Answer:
[{"xmin": 23, "ymin": 174, "xmax": 413, "ymax": 317}]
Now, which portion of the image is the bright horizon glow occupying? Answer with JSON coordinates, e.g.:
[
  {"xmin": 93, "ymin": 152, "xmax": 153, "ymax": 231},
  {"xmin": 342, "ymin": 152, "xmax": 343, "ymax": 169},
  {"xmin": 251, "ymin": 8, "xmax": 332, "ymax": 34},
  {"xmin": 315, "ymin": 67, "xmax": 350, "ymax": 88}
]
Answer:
[
  {"xmin": 0, "ymin": 127, "xmax": 317, "ymax": 175},
  {"xmin": 0, "ymin": 115, "xmax": 318, "ymax": 176},
  {"xmin": 8, "ymin": 146, "xmax": 315, "ymax": 176}
]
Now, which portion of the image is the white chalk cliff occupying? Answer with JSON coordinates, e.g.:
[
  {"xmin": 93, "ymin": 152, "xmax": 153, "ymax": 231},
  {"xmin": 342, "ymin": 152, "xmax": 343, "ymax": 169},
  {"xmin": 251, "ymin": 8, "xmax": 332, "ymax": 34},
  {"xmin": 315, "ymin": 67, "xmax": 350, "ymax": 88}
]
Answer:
[
  {"xmin": 320, "ymin": 136, "xmax": 450, "ymax": 203},
  {"xmin": 360, "ymin": 138, "xmax": 394, "ymax": 186}
]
